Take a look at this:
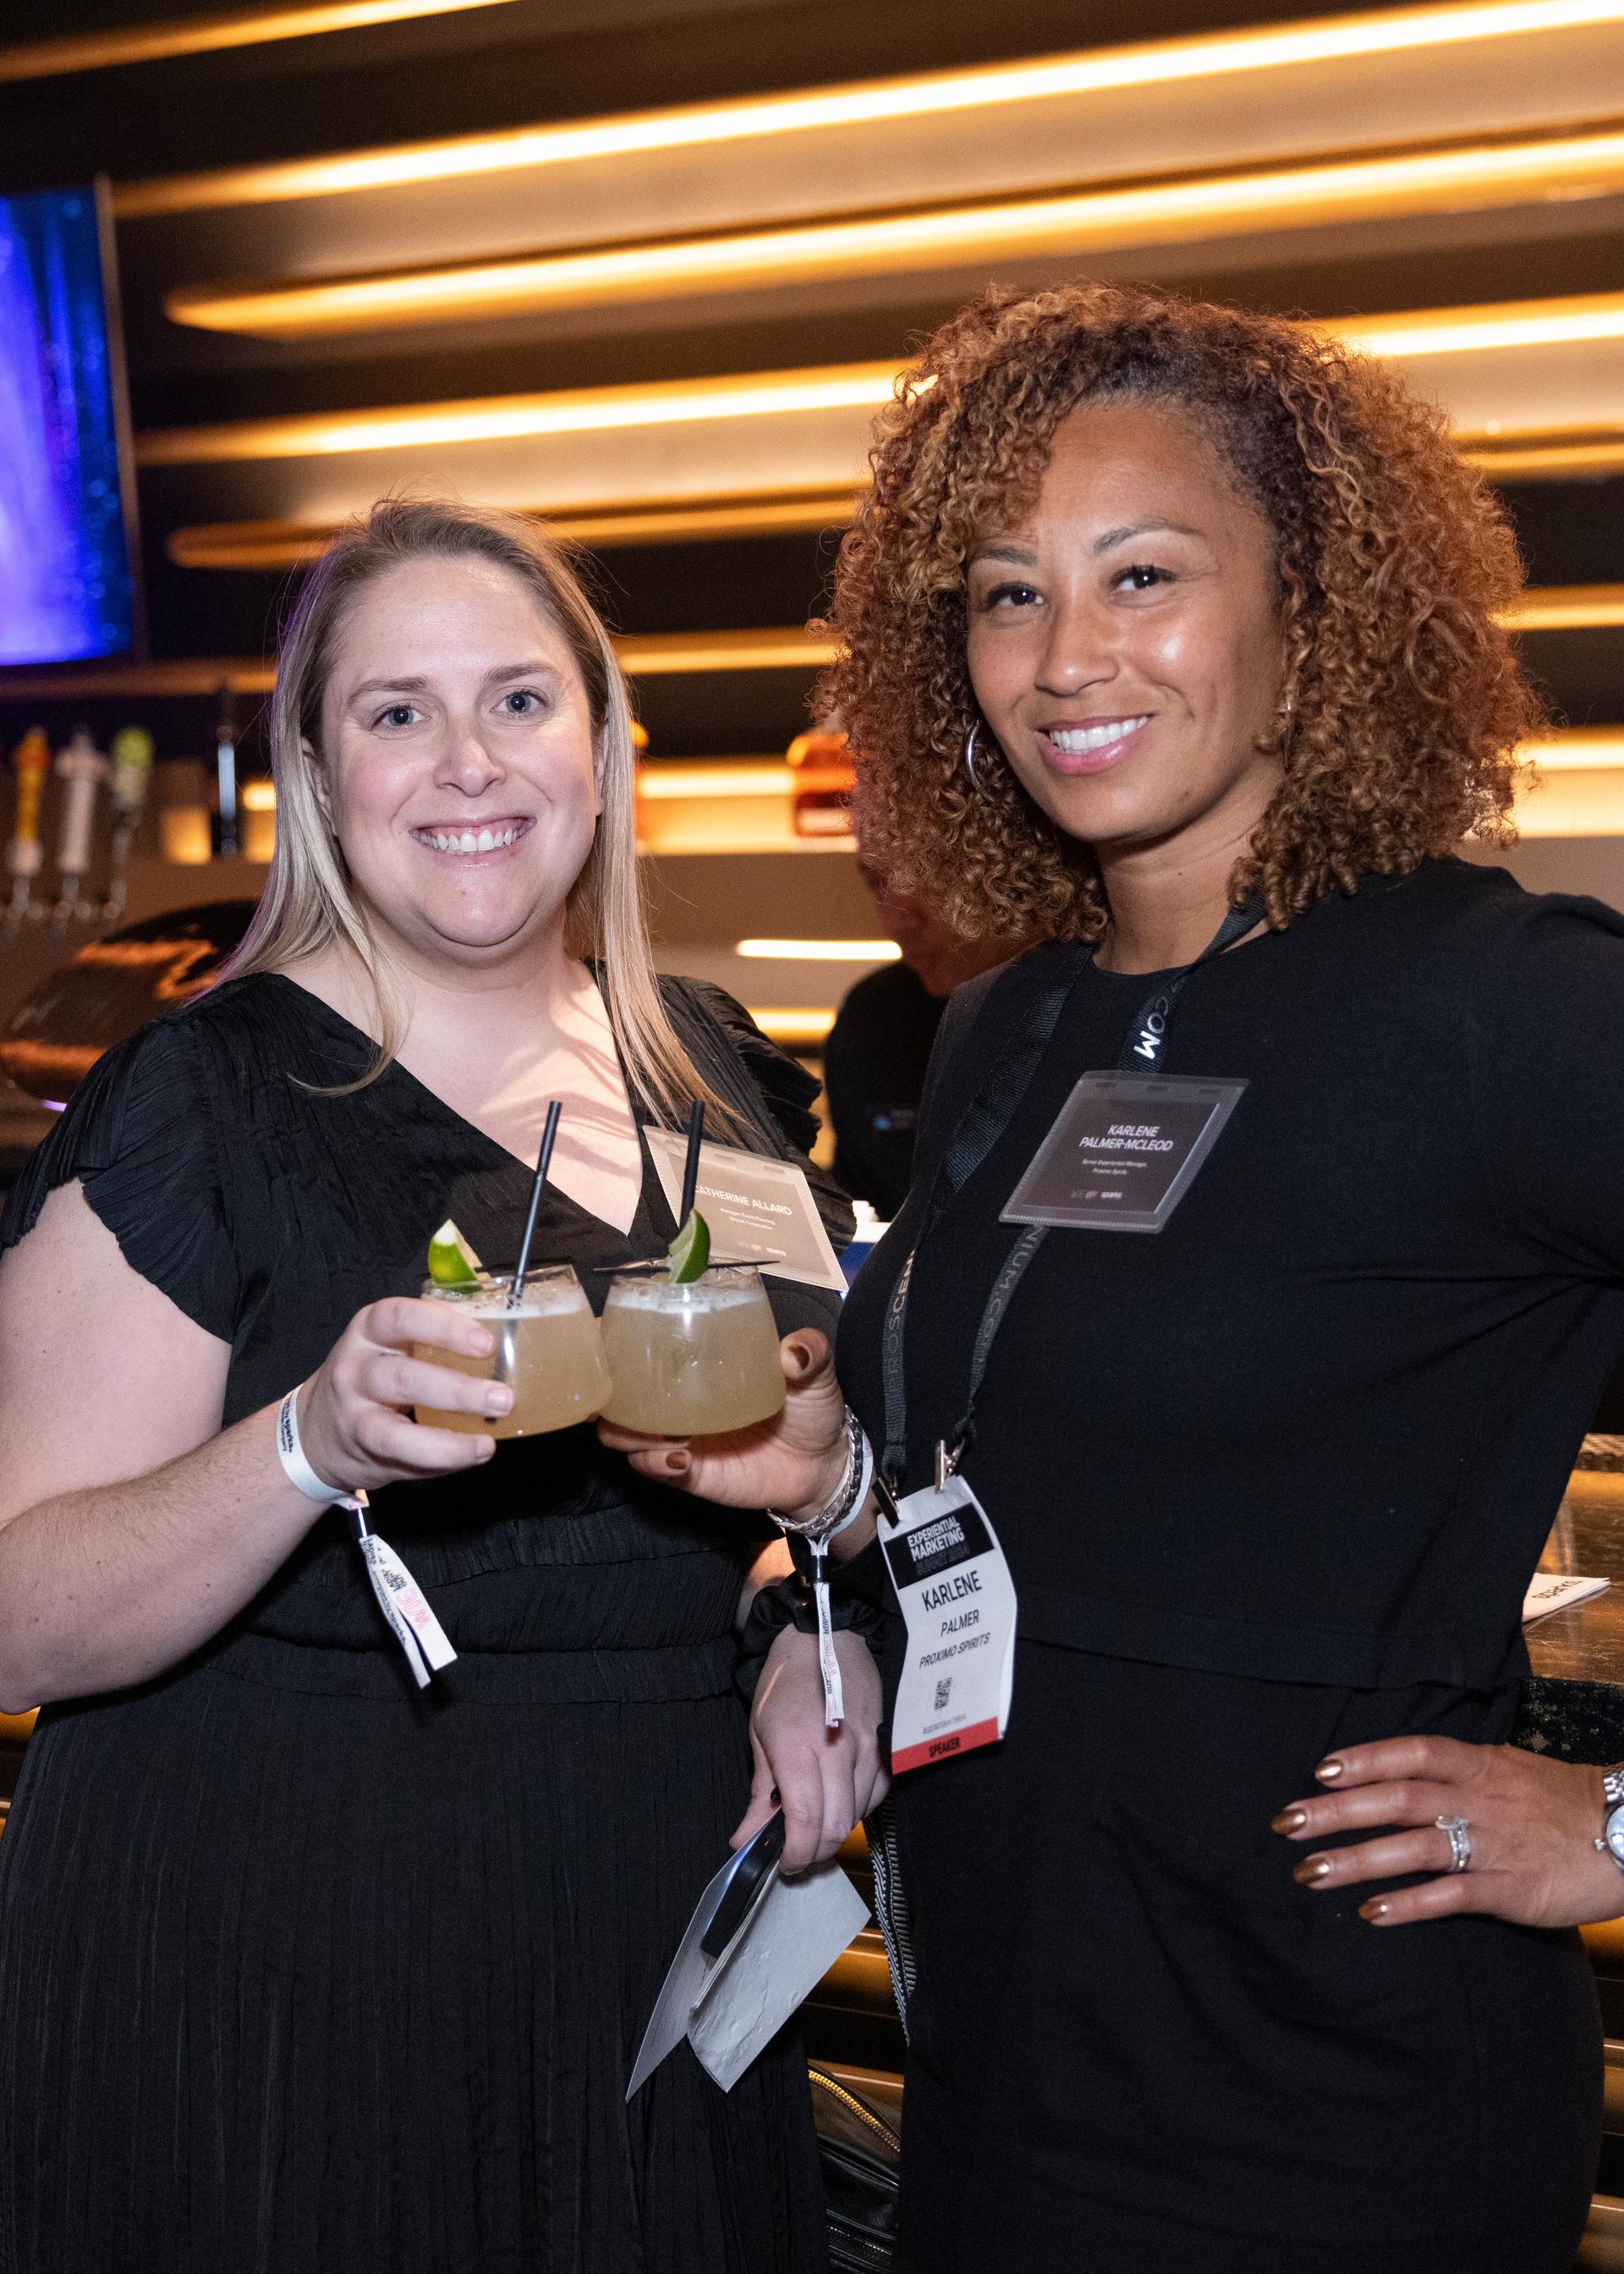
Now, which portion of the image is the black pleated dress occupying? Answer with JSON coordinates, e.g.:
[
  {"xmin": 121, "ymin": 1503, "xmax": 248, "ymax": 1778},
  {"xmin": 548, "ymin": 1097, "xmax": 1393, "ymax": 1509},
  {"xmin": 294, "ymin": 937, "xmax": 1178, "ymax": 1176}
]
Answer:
[
  {"xmin": 838, "ymin": 860, "xmax": 1618, "ymax": 2274},
  {"xmin": 0, "ymin": 969, "xmax": 848, "ymax": 2274}
]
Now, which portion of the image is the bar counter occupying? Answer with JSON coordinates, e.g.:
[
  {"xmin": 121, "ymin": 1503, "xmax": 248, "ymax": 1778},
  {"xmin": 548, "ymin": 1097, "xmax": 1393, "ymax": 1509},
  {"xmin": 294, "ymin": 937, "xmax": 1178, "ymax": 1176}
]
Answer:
[{"xmin": 1519, "ymin": 1458, "xmax": 1624, "ymax": 1761}]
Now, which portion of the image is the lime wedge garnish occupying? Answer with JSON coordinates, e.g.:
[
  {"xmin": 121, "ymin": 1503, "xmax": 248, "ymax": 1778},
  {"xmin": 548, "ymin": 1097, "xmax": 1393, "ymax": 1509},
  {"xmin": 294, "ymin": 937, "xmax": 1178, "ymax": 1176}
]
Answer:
[
  {"xmin": 666, "ymin": 1208, "xmax": 710, "ymax": 1283},
  {"xmin": 427, "ymin": 1218, "xmax": 482, "ymax": 1287}
]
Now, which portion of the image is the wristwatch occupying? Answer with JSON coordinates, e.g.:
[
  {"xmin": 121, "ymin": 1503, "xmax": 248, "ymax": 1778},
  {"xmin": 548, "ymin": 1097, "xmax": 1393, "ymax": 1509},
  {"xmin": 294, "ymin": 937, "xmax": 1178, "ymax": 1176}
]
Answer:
[{"xmin": 1596, "ymin": 1767, "xmax": 1624, "ymax": 1872}]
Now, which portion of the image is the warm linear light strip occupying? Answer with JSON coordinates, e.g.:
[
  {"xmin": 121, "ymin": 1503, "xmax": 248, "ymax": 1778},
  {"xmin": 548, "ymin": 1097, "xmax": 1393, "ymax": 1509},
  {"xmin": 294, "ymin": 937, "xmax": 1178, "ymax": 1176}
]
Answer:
[
  {"xmin": 748, "ymin": 1009, "xmax": 838, "ymax": 1046},
  {"xmin": 617, "ymin": 627, "xmax": 837, "ymax": 673},
  {"xmin": 165, "ymin": 448, "xmax": 1624, "ymax": 569},
  {"xmin": 134, "ymin": 363, "xmax": 901, "ymax": 468},
  {"xmin": 736, "ymin": 939, "xmax": 901, "ymax": 961},
  {"xmin": 1459, "ymin": 426, "xmax": 1624, "ymax": 475},
  {"xmin": 167, "ymin": 492, "xmax": 863, "ymax": 567},
  {"xmin": 0, "ymin": 0, "xmax": 512, "ymax": 82},
  {"xmin": 114, "ymin": 0, "xmax": 1624, "ymax": 217},
  {"xmin": 1501, "ymin": 585, "xmax": 1624, "ymax": 630},
  {"xmin": 134, "ymin": 298, "xmax": 1624, "ymax": 469},
  {"xmin": 1342, "ymin": 291, "xmax": 1624, "ymax": 357},
  {"xmin": 636, "ymin": 766, "xmax": 795, "ymax": 801},
  {"xmin": 1528, "ymin": 732, "xmax": 1624, "ymax": 770},
  {"xmin": 0, "ymin": 631, "xmax": 837, "ymax": 701},
  {"xmin": 167, "ymin": 128, "xmax": 1624, "ymax": 340}
]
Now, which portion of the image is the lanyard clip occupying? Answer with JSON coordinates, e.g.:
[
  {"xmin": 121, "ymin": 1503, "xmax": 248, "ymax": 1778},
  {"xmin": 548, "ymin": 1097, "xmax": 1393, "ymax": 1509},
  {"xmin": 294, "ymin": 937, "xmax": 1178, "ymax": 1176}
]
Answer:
[{"xmin": 934, "ymin": 1439, "xmax": 963, "ymax": 1489}]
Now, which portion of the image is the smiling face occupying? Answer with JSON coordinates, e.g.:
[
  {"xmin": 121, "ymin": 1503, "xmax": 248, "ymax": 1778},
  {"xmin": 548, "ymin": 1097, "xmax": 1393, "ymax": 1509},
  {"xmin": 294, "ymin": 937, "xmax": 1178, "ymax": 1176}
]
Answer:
[
  {"xmin": 314, "ymin": 552, "xmax": 601, "ymax": 973},
  {"xmin": 964, "ymin": 396, "xmax": 1287, "ymax": 870}
]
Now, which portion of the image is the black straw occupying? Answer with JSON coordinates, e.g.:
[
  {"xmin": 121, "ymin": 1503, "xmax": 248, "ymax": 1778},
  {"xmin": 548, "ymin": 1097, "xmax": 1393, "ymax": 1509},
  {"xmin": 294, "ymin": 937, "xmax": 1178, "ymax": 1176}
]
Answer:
[
  {"xmin": 678, "ymin": 1098, "xmax": 705, "ymax": 1225},
  {"xmin": 511, "ymin": 1099, "xmax": 562, "ymax": 1305}
]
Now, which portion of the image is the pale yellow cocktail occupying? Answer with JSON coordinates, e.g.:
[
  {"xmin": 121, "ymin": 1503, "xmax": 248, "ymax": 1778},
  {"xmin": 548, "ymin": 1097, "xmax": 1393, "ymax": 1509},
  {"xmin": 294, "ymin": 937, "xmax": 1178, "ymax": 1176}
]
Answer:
[
  {"xmin": 415, "ymin": 1266, "xmax": 612, "ymax": 1437},
  {"xmin": 599, "ymin": 1265, "xmax": 785, "ymax": 1435}
]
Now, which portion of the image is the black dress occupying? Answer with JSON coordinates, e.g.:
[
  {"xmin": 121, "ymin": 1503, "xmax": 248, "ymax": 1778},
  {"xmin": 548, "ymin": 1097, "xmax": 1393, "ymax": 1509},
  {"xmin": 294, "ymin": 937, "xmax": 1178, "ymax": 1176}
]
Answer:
[
  {"xmin": 837, "ymin": 860, "xmax": 1618, "ymax": 2274},
  {"xmin": 0, "ymin": 970, "xmax": 849, "ymax": 2274}
]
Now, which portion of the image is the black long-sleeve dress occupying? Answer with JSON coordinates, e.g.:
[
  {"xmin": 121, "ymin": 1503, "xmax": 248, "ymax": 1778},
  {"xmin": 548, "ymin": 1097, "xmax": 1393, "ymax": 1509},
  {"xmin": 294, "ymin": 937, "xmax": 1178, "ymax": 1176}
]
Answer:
[
  {"xmin": 0, "ymin": 969, "xmax": 849, "ymax": 2274},
  {"xmin": 837, "ymin": 859, "xmax": 1619, "ymax": 2274}
]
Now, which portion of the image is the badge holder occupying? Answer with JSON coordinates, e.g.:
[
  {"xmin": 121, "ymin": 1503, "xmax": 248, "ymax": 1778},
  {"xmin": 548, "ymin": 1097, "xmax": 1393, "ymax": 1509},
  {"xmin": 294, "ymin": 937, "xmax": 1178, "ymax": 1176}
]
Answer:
[
  {"xmin": 875, "ymin": 1442, "xmax": 1018, "ymax": 1777},
  {"xmin": 1003, "ymin": 1070, "xmax": 1247, "ymax": 1234}
]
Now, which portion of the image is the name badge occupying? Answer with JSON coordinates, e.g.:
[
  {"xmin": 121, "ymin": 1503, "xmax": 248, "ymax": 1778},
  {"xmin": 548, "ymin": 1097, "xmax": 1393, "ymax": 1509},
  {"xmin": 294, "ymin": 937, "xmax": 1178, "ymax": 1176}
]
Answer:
[
  {"xmin": 881, "ymin": 1475, "xmax": 1017, "ymax": 1776},
  {"xmin": 1001, "ymin": 1070, "xmax": 1246, "ymax": 1234},
  {"xmin": 645, "ymin": 1133, "xmax": 848, "ymax": 1293}
]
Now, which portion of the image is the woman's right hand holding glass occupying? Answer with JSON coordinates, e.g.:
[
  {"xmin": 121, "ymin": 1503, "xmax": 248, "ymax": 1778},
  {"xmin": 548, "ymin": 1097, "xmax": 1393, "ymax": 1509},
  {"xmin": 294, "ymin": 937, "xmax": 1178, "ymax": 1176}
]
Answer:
[
  {"xmin": 296, "ymin": 1296, "xmax": 513, "ymax": 1491},
  {"xmin": 595, "ymin": 1327, "xmax": 851, "ymax": 1517}
]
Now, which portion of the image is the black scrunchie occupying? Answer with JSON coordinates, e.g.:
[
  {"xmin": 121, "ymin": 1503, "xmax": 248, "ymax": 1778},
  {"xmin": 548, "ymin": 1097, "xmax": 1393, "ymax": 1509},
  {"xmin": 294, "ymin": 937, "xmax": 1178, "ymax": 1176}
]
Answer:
[{"xmin": 735, "ymin": 1572, "xmax": 888, "ymax": 1706}]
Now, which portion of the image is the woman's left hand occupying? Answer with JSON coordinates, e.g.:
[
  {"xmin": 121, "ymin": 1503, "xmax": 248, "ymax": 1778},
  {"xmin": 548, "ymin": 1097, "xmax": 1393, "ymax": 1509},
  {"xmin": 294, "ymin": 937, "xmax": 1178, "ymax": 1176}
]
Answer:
[
  {"xmin": 732, "ymin": 1626, "xmax": 889, "ymax": 1875},
  {"xmin": 1274, "ymin": 1737, "xmax": 1624, "ymax": 1929}
]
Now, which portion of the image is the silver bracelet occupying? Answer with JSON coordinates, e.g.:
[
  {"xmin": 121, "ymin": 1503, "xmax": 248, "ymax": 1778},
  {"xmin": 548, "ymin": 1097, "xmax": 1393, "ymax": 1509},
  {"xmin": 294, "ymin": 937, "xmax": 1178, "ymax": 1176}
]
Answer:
[{"xmin": 768, "ymin": 1409, "xmax": 874, "ymax": 1544}]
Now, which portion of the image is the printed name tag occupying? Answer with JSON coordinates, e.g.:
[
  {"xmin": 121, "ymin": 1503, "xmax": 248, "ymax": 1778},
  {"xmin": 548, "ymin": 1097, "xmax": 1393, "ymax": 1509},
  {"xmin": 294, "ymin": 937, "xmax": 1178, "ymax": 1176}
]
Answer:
[
  {"xmin": 1001, "ymin": 1070, "xmax": 1246, "ymax": 1234},
  {"xmin": 881, "ymin": 1475, "xmax": 1017, "ymax": 1776},
  {"xmin": 645, "ymin": 1133, "xmax": 848, "ymax": 1293}
]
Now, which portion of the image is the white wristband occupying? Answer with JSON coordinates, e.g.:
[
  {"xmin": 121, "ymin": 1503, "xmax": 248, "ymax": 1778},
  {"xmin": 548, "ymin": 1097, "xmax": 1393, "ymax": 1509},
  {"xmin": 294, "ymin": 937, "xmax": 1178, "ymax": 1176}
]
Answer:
[{"xmin": 275, "ymin": 1385, "xmax": 348, "ymax": 1504}]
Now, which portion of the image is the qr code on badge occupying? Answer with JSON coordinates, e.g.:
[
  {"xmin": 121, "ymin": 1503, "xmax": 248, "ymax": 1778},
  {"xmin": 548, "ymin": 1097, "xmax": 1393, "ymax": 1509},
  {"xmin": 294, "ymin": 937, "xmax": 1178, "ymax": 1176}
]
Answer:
[{"xmin": 934, "ymin": 1677, "xmax": 952, "ymax": 1712}]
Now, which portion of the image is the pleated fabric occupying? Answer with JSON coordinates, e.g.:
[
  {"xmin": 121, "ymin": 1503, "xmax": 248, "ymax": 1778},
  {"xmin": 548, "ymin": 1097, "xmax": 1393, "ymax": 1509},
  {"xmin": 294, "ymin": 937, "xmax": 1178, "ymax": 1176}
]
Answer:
[{"xmin": 0, "ymin": 972, "xmax": 843, "ymax": 2274}]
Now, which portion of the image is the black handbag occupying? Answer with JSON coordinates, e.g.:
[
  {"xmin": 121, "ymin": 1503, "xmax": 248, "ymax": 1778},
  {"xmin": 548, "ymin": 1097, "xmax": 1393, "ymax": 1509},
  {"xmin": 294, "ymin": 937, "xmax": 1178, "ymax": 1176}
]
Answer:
[{"xmin": 809, "ymin": 2064, "xmax": 901, "ymax": 2271}]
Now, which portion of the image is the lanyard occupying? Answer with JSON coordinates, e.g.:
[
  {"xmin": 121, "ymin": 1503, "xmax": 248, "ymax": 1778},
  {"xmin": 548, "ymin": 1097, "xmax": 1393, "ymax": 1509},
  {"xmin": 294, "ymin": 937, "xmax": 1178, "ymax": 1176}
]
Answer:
[{"xmin": 878, "ymin": 899, "xmax": 1260, "ymax": 1493}]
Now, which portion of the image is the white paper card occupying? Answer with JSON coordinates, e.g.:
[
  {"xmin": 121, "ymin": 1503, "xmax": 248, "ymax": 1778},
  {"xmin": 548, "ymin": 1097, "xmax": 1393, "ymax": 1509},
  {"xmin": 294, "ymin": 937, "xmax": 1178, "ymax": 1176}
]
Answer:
[
  {"xmin": 1522, "ymin": 1573, "xmax": 1610, "ymax": 1624},
  {"xmin": 688, "ymin": 1860, "xmax": 871, "ymax": 2091},
  {"xmin": 645, "ymin": 1133, "xmax": 848, "ymax": 1293}
]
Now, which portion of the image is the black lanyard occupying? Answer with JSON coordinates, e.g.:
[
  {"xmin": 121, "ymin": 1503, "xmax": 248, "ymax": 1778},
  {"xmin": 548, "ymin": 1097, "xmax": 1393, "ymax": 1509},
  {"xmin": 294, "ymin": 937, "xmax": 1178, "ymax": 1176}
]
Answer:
[{"xmin": 878, "ymin": 899, "xmax": 1260, "ymax": 1493}]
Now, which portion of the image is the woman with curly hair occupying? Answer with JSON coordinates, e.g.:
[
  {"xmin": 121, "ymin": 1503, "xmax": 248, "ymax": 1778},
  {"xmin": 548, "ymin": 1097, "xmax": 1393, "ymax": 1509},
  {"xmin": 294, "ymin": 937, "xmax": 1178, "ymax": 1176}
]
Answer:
[{"xmin": 608, "ymin": 281, "xmax": 1624, "ymax": 2270}]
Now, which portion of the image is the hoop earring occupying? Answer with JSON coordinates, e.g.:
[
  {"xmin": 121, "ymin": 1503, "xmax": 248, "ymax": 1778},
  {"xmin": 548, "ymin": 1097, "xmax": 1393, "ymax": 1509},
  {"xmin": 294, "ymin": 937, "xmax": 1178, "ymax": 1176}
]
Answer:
[{"xmin": 964, "ymin": 719, "xmax": 987, "ymax": 790}]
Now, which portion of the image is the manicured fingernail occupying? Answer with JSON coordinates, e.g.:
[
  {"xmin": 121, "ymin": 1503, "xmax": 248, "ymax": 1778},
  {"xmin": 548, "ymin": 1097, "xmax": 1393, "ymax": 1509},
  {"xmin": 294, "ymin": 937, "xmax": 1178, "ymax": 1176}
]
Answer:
[
  {"xmin": 664, "ymin": 1451, "xmax": 690, "ymax": 1475},
  {"xmin": 1315, "ymin": 1757, "xmax": 1345, "ymax": 1782},
  {"xmin": 1295, "ymin": 1856, "xmax": 1333, "ymax": 1885},
  {"xmin": 471, "ymin": 1329, "xmax": 494, "ymax": 1354},
  {"xmin": 486, "ymin": 1387, "xmax": 513, "ymax": 1414},
  {"xmin": 477, "ymin": 1436, "xmax": 496, "ymax": 1459},
  {"xmin": 1361, "ymin": 1899, "xmax": 1391, "ymax": 1923},
  {"xmin": 1272, "ymin": 1808, "xmax": 1307, "ymax": 1834}
]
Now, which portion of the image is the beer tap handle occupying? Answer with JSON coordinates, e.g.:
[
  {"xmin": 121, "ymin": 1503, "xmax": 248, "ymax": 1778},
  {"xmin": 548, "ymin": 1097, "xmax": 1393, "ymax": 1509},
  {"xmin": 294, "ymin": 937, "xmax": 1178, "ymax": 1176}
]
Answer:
[
  {"xmin": 51, "ymin": 725, "xmax": 107, "ymax": 939},
  {"xmin": 215, "ymin": 686, "xmax": 239, "ymax": 860},
  {"xmin": 103, "ymin": 726, "xmax": 155, "ymax": 926},
  {"xmin": 6, "ymin": 727, "xmax": 50, "ymax": 936}
]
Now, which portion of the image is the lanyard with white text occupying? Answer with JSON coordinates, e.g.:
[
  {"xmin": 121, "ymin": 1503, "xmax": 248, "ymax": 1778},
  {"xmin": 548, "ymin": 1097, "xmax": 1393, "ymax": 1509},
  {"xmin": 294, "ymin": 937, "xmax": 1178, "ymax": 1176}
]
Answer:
[{"xmin": 878, "ymin": 900, "xmax": 1260, "ymax": 1497}]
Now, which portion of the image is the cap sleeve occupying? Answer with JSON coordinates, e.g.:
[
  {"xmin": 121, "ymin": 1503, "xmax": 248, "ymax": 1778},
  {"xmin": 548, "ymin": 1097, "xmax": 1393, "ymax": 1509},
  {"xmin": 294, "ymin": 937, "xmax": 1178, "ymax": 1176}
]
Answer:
[{"xmin": 0, "ymin": 1013, "xmax": 240, "ymax": 1342}]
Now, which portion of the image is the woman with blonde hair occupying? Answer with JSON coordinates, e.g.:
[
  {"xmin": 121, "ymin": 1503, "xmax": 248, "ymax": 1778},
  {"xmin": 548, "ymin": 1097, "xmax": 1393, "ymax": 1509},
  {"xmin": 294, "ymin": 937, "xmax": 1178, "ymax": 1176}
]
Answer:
[
  {"xmin": 607, "ymin": 284, "xmax": 1624, "ymax": 2271},
  {"xmin": 0, "ymin": 498, "xmax": 881, "ymax": 2271}
]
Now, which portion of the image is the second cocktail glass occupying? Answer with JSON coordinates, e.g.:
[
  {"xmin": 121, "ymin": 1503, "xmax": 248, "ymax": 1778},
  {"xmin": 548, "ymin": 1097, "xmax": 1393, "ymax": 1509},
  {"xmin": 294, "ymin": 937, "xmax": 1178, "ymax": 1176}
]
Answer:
[{"xmin": 599, "ymin": 1263, "xmax": 786, "ymax": 1435}]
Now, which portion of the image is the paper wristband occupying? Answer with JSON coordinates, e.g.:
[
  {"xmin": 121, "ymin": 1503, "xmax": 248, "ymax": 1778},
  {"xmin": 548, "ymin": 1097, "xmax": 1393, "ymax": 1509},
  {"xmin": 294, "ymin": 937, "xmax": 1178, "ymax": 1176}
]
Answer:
[
  {"xmin": 275, "ymin": 1387, "xmax": 458, "ymax": 1689},
  {"xmin": 811, "ymin": 1544, "xmax": 846, "ymax": 1729}
]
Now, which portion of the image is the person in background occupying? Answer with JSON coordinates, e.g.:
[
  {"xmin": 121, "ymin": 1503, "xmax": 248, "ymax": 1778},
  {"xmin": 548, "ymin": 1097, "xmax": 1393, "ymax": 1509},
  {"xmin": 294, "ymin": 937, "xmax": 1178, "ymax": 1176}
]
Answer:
[{"xmin": 824, "ymin": 827, "xmax": 1025, "ymax": 1219}]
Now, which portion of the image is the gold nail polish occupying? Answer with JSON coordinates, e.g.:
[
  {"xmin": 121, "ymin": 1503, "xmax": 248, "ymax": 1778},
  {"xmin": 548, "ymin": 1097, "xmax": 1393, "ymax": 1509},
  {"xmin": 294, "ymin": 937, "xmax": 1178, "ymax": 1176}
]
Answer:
[
  {"xmin": 1295, "ymin": 1856, "xmax": 1332, "ymax": 1884},
  {"xmin": 1361, "ymin": 1899, "xmax": 1390, "ymax": 1922},
  {"xmin": 1272, "ymin": 1808, "xmax": 1307, "ymax": 1835},
  {"xmin": 1315, "ymin": 1758, "xmax": 1345, "ymax": 1782}
]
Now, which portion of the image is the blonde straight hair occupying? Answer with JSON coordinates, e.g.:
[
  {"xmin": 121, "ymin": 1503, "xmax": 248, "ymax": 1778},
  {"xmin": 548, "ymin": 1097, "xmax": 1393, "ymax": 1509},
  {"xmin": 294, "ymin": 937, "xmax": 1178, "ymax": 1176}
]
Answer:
[{"xmin": 218, "ymin": 497, "xmax": 743, "ymax": 1133}]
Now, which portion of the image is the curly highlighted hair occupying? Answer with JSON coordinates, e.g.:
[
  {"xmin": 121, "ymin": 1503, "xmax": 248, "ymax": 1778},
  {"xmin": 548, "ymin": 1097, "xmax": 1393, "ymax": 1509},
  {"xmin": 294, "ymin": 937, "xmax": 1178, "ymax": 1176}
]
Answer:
[{"xmin": 818, "ymin": 283, "xmax": 1542, "ymax": 940}]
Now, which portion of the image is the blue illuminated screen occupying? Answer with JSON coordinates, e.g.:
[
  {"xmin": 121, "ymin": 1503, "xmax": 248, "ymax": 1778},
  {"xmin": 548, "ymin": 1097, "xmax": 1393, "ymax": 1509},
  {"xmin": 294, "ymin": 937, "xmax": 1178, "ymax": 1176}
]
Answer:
[{"xmin": 0, "ymin": 184, "xmax": 136, "ymax": 666}]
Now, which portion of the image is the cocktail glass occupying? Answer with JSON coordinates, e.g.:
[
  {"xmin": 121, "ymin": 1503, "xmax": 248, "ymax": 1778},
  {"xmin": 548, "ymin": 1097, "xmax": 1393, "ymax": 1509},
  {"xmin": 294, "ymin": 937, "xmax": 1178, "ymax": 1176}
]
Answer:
[
  {"xmin": 599, "ymin": 1263, "xmax": 786, "ymax": 1435},
  {"xmin": 415, "ymin": 1265, "xmax": 612, "ymax": 1436}
]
